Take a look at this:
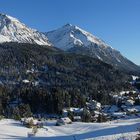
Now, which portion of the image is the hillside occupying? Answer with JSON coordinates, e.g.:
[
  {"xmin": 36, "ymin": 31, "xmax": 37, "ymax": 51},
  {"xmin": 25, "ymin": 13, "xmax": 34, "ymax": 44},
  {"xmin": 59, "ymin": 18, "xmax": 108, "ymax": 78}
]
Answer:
[{"xmin": 0, "ymin": 42, "xmax": 132, "ymax": 116}]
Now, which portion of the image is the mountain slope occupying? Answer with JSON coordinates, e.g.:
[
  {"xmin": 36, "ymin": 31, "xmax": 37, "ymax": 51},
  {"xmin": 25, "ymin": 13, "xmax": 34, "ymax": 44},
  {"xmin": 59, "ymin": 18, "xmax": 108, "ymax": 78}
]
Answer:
[
  {"xmin": 0, "ymin": 42, "xmax": 132, "ymax": 113},
  {"xmin": 46, "ymin": 24, "xmax": 140, "ymax": 73},
  {"xmin": 0, "ymin": 13, "xmax": 51, "ymax": 46}
]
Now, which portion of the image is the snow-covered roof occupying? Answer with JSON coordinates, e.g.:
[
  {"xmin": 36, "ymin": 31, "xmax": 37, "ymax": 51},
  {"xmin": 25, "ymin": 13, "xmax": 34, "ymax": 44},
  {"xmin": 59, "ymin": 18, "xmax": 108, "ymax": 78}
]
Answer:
[
  {"xmin": 87, "ymin": 100, "xmax": 101, "ymax": 110},
  {"xmin": 125, "ymin": 99, "xmax": 135, "ymax": 106},
  {"xmin": 69, "ymin": 107, "xmax": 83, "ymax": 113},
  {"xmin": 132, "ymin": 75, "xmax": 139, "ymax": 80},
  {"xmin": 57, "ymin": 117, "xmax": 72, "ymax": 124},
  {"xmin": 22, "ymin": 79, "xmax": 30, "ymax": 83}
]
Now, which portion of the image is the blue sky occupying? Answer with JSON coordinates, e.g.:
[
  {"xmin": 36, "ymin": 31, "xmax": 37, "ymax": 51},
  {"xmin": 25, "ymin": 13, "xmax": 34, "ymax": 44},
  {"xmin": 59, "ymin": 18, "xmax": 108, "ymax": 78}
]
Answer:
[{"xmin": 0, "ymin": 0, "xmax": 140, "ymax": 65}]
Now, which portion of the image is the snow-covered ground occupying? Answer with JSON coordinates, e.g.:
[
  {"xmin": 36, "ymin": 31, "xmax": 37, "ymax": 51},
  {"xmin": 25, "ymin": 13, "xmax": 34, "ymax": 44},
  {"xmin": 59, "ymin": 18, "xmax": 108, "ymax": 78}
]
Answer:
[{"xmin": 0, "ymin": 118, "xmax": 139, "ymax": 140}]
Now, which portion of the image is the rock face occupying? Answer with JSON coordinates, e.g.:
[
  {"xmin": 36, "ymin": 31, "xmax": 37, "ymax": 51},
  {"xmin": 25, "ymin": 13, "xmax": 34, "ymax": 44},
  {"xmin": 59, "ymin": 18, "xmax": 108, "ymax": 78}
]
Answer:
[
  {"xmin": 0, "ymin": 13, "xmax": 51, "ymax": 46},
  {"xmin": 46, "ymin": 24, "xmax": 140, "ymax": 73}
]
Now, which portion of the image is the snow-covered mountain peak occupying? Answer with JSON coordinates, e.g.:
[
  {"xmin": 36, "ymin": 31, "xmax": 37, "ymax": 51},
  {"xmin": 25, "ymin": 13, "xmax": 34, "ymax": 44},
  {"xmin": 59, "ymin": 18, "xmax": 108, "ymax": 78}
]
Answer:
[
  {"xmin": 46, "ymin": 24, "xmax": 112, "ymax": 50},
  {"xmin": 0, "ymin": 13, "xmax": 20, "ymax": 23},
  {"xmin": 0, "ymin": 13, "xmax": 51, "ymax": 46},
  {"xmin": 63, "ymin": 23, "xmax": 73, "ymax": 27},
  {"xmin": 46, "ymin": 24, "xmax": 140, "ymax": 72}
]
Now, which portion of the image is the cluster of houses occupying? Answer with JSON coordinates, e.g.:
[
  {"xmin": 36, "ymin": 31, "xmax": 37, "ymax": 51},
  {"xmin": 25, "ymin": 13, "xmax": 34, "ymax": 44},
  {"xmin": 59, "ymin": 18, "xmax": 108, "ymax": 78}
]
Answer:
[
  {"xmin": 20, "ymin": 84, "xmax": 140, "ymax": 126},
  {"xmin": 60, "ymin": 90, "xmax": 140, "ymax": 123},
  {"xmin": 103, "ymin": 90, "xmax": 140, "ymax": 119},
  {"xmin": 56, "ymin": 117, "xmax": 72, "ymax": 126},
  {"xmin": 61, "ymin": 100, "xmax": 103, "ymax": 123},
  {"xmin": 20, "ymin": 101, "xmax": 102, "ymax": 127},
  {"xmin": 63, "ymin": 107, "xmax": 83, "ymax": 122}
]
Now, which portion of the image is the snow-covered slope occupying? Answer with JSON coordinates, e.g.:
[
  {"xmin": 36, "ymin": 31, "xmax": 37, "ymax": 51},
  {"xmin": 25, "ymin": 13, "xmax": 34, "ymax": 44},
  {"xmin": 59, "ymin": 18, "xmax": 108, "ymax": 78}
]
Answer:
[
  {"xmin": 0, "ymin": 118, "xmax": 139, "ymax": 140},
  {"xmin": 46, "ymin": 24, "xmax": 110, "ymax": 51},
  {"xmin": 46, "ymin": 24, "xmax": 140, "ymax": 73},
  {"xmin": 0, "ymin": 13, "xmax": 51, "ymax": 46}
]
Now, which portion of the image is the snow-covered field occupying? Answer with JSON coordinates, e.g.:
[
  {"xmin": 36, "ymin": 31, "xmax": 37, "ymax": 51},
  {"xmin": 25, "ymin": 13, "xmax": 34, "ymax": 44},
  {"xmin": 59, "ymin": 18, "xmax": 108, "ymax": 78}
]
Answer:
[{"xmin": 0, "ymin": 118, "xmax": 139, "ymax": 140}]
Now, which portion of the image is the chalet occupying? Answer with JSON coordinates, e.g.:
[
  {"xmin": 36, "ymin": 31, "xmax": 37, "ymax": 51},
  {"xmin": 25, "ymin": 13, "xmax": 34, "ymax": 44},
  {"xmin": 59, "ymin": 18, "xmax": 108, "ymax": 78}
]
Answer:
[
  {"xmin": 73, "ymin": 116, "xmax": 81, "ymax": 122},
  {"xmin": 63, "ymin": 107, "xmax": 83, "ymax": 117},
  {"xmin": 87, "ymin": 100, "xmax": 101, "ymax": 111},
  {"xmin": 56, "ymin": 117, "xmax": 72, "ymax": 126},
  {"xmin": 69, "ymin": 108, "xmax": 83, "ymax": 116}
]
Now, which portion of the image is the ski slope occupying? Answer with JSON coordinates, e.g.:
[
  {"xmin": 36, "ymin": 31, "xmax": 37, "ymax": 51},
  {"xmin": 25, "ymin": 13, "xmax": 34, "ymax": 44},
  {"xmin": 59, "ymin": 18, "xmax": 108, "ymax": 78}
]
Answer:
[{"xmin": 0, "ymin": 118, "xmax": 139, "ymax": 140}]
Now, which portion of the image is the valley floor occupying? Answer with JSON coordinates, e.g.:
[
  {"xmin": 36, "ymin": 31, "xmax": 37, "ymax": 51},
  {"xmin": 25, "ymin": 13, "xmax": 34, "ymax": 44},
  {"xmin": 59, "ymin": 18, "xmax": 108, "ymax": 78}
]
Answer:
[{"xmin": 0, "ymin": 118, "xmax": 140, "ymax": 140}]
